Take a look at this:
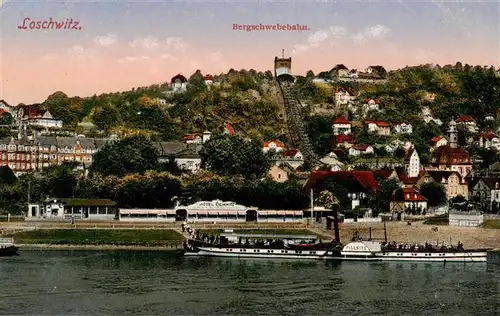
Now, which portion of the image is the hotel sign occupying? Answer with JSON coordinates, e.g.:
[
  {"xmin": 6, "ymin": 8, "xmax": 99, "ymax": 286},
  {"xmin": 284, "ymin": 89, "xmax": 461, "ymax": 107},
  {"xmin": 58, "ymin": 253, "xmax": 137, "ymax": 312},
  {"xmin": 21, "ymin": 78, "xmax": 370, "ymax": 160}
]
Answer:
[{"xmin": 186, "ymin": 200, "xmax": 246, "ymax": 210}]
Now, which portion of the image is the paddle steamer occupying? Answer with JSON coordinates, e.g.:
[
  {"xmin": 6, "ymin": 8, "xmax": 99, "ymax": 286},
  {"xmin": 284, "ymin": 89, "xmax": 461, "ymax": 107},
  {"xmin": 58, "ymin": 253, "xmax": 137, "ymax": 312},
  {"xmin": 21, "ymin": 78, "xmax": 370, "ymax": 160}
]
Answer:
[
  {"xmin": 184, "ymin": 221, "xmax": 488, "ymax": 262},
  {"xmin": 184, "ymin": 230, "xmax": 338, "ymax": 259}
]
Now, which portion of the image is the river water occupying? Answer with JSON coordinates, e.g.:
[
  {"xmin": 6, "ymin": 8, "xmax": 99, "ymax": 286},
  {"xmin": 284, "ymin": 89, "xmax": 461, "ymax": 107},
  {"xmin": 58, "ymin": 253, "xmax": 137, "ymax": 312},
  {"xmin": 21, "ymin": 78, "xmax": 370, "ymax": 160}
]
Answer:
[{"xmin": 1, "ymin": 250, "xmax": 499, "ymax": 315}]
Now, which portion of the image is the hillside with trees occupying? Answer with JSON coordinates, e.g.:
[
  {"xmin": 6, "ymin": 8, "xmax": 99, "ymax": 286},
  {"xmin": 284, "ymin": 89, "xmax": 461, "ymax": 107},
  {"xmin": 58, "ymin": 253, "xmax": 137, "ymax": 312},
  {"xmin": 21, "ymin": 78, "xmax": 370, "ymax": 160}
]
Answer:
[
  {"xmin": 1, "ymin": 63, "xmax": 498, "ymax": 215},
  {"xmin": 293, "ymin": 64, "xmax": 500, "ymax": 161}
]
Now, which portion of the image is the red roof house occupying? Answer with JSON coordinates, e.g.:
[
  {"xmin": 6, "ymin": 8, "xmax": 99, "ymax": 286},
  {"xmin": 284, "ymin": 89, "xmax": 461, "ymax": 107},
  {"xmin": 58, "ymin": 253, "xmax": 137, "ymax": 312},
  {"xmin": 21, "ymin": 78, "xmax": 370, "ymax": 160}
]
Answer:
[
  {"xmin": 455, "ymin": 115, "xmax": 474, "ymax": 123},
  {"xmin": 390, "ymin": 187, "xmax": 428, "ymax": 213},
  {"xmin": 303, "ymin": 170, "xmax": 378, "ymax": 194},
  {"xmin": 332, "ymin": 116, "xmax": 350, "ymax": 124}
]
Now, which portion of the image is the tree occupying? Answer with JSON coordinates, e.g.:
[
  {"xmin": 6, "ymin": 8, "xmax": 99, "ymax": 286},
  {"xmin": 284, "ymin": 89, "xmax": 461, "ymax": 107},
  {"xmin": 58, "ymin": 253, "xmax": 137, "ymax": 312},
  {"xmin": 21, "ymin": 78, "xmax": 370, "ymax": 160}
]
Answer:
[
  {"xmin": 91, "ymin": 135, "xmax": 159, "ymax": 177},
  {"xmin": 0, "ymin": 113, "xmax": 13, "ymax": 126},
  {"xmin": 44, "ymin": 91, "xmax": 78, "ymax": 125},
  {"xmin": 315, "ymin": 190, "xmax": 340, "ymax": 243},
  {"xmin": 113, "ymin": 171, "xmax": 182, "ymax": 208},
  {"xmin": 199, "ymin": 135, "xmax": 269, "ymax": 179},
  {"xmin": 420, "ymin": 182, "xmax": 447, "ymax": 207},
  {"xmin": 0, "ymin": 166, "xmax": 16, "ymax": 185},
  {"xmin": 40, "ymin": 162, "xmax": 79, "ymax": 198},
  {"xmin": 393, "ymin": 147, "xmax": 406, "ymax": 159},
  {"xmin": 93, "ymin": 103, "xmax": 121, "ymax": 131},
  {"xmin": 373, "ymin": 179, "xmax": 400, "ymax": 214}
]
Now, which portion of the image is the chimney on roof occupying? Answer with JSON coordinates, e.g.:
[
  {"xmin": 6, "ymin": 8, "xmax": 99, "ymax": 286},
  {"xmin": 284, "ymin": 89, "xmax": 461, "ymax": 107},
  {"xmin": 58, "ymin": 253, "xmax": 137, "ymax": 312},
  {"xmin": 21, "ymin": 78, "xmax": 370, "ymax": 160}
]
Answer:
[{"xmin": 282, "ymin": 48, "xmax": 284, "ymax": 58}]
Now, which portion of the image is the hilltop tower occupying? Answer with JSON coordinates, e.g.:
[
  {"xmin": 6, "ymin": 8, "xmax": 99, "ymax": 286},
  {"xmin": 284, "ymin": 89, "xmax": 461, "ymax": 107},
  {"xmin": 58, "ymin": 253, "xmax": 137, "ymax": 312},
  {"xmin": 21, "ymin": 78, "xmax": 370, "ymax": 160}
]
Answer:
[{"xmin": 274, "ymin": 49, "xmax": 292, "ymax": 77}]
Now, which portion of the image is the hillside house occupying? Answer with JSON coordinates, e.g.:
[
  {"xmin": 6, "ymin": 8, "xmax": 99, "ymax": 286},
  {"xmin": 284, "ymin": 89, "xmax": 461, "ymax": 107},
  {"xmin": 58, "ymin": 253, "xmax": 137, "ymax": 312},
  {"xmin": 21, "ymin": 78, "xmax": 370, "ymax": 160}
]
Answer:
[
  {"xmin": 455, "ymin": 115, "xmax": 477, "ymax": 133},
  {"xmin": 334, "ymin": 134, "xmax": 355, "ymax": 148},
  {"xmin": 272, "ymin": 149, "xmax": 304, "ymax": 169},
  {"xmin": 318, "ymin": 152, "xmax": 344, "ymax": 171},
  {"xmin": 478, "ymin": 132, "xmax": 500, "ymax": 150},
  {"xmin": 332, "ymin": 116, "xmax": 352, "ymax": 135},
  {"xmin": 364, "ymin": 120, "xmax": 391, "ymax": 135},
  {"xmin": 417, "ymin": 170, "xmax": 468, "ymax": 200},
  {"xmin": 20, "ymin": 107, "xmax": 63, "ymax": 129},
  {"xmin": 331, "ymin": 64, "xmax": 349, "ymax": 77},
  {"xmin": 430, "ymin": 136, "xmax": 447, "ymax": 151},
  {"xmin": 348, "ymin": 144, "xmax": 374, "ymax": 157},
  {"xmin": 404, "ymin": 149, "xmax": 420, "ymax": 178},
  {"xmin": 304, "ymin": 170, "xmax": 378, "ymax": 210},
  {"xmin": 384, "ymin": 140, "xmax": 414, "ymax": 154},
  {"xmin": 263, "ymin": 140, "xmax": 285, "ymax": 153},
  {"xmin": 175, "ymin": 146, "xmax": 202, "ymax": 172},
  {"xmin": 334, "ymin": 89, "xmax": 355, "ymax": 107},
  {"xmin": 203, "ymin": 74, "xmax": 214, "ymax": 85},
  {"xmin": 171, "ymin": 74, "xmax": 188, "ymax": 92},
  {"xmin": 268, "ymin": 164, "xmax": 292, "ymax": 183},
  {"xmin": 390, "ymin": 187, "xmax": 427, "ymax": 215},
  {"xmin": 471, "ymin": 178, "xmax": 500, "ymax": 212},
  {"xmin": 421, "ymin": 107, "xmax": 442, "ymax": 125},
  {"xmin": 393, "ymin": 122, "xmax": 413, "ymax": 134},
  {"xmin": 362, "ymin": 98, "xmax": 380, "ymax": 112},
  {"xmin": 373, "ymin": 169, "xmax": 401, "ymax": 182},
  {"xmin": 365, "ymin": 66, "xmax": 386, "ymax": 77},
  {"xmin": 183, "ymin": 134, "xmax": 202, "ymax": 144}
]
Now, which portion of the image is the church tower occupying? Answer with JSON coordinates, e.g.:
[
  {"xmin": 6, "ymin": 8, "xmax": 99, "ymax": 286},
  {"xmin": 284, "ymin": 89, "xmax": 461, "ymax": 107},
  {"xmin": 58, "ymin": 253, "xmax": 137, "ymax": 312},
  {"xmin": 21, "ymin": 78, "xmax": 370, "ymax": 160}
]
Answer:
[{"xmin": 448, "ymin": 119, "xmax": 458, "ymax": 148}]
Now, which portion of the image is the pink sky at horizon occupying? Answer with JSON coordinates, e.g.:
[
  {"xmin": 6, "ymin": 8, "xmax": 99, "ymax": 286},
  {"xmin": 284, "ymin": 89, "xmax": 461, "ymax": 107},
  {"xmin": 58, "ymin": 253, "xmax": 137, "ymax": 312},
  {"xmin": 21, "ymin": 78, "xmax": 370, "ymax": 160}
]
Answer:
[
  {"xmin": 3, "ymin": 41, "xmax": 497, "ymax": 106},
  {"xmin": 1, "ymin": 1, "xmax": 498, "ymax": 105}
]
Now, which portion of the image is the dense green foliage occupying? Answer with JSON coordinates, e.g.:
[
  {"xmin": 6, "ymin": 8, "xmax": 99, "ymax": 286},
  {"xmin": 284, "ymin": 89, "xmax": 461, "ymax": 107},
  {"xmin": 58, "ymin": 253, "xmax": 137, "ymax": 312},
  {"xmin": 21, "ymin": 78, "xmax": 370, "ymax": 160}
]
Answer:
[
  {"xmin": 25, "ymin": 70, "xmax": 285, "ymax": 141},
  {"xmin": 200, "ymin": 134, "xmax": 270, "ymax": 179},
  {"xmin": 4, "ymin": 64, "xmax": 498, "ymax": 215},
  {"xmin": 423, "ymin": 214, "xmax": 449, "ymax": 226},
  {"xmin": 420, "ymin": 182, "xmax": 448, "ymax": 207},
  {"xmin": 292, "ymin": 64, "xmax": 500, "ymax": 157},
  {"xmin": 91, "ymin": 134, "xmax": 159, "ymax": 177}
]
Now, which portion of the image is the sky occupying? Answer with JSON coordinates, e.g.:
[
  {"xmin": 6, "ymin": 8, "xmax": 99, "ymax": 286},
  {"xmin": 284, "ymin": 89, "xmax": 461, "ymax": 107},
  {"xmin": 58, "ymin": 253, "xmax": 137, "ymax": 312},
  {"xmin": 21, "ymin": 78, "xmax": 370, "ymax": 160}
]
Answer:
[{"xmin": 0, "ymin": 0, "xmax": 499, "ymax": 105}]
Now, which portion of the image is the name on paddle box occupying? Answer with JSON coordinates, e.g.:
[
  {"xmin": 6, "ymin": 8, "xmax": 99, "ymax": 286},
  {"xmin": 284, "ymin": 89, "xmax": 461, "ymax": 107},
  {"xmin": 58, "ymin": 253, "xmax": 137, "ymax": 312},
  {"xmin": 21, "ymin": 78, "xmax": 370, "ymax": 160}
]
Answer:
[{"xmin": 344, "ymin": 244, "xmax": 369, "ymax": 251}]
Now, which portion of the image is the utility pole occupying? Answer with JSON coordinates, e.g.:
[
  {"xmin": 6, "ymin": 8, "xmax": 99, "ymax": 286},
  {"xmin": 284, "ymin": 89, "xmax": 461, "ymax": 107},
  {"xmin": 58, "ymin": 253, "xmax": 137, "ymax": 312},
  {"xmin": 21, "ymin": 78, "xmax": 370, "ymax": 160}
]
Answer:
[{"xmin": 310, "ymin": 188, "xmax": 313, "ymax": 224}]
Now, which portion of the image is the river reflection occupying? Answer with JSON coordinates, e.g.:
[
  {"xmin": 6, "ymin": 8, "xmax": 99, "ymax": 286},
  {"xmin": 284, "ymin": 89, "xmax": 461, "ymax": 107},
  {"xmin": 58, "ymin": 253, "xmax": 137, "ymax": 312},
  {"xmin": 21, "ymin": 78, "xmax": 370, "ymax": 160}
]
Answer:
[{"xmin": 0, "ymin": 250, "xmax": 498, "ymax": 315}]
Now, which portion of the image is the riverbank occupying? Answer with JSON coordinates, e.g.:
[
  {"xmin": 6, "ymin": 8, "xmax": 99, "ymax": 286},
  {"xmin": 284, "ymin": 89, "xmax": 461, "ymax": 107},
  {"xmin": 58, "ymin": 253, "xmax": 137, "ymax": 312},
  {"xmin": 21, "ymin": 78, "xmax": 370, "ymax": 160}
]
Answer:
[
  {"xmin": 17, "ymin": 244, "xmax": 183, "ymax": 251},
  {"xmin": 335, "ymin": 221, "xmax": 500, "ymax": 250},
  {"xmin": 5, "ymin": 222, "xmax": 500, "ymax": 251}
]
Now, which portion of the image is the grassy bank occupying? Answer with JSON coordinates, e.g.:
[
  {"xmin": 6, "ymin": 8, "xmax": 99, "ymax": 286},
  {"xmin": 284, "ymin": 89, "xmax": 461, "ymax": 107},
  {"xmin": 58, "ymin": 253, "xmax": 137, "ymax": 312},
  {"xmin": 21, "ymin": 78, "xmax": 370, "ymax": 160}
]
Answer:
[
  {"xmin": 197, "ymin": 228, "xmax": 316, "ymax": 236},
  {"xmin": 423, "ymin": 214, "xmax": 449, "ymax": 225},
  {"xmin": 11, "ymin": 229, "xmax": 184, "ymax": 246},
  {"xmin": 481, "ymin": 219, "xmax": 500, "ymax": 229}
]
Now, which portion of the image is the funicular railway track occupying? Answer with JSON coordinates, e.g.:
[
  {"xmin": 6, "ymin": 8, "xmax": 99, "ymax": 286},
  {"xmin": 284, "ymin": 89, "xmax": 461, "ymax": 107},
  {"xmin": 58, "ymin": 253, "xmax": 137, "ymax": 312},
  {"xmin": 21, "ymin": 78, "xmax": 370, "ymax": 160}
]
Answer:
[{"xmin": 276, "ymin": 77, "xmax": 319, "ymax": 164}]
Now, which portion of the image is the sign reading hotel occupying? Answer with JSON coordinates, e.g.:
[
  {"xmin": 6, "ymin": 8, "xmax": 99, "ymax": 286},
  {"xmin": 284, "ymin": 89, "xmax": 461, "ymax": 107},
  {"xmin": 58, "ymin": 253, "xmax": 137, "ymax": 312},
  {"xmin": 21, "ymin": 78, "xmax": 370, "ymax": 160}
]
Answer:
[{"xmin": 182, "ymin": 200, "xmax": 247, "ymax": 210}]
